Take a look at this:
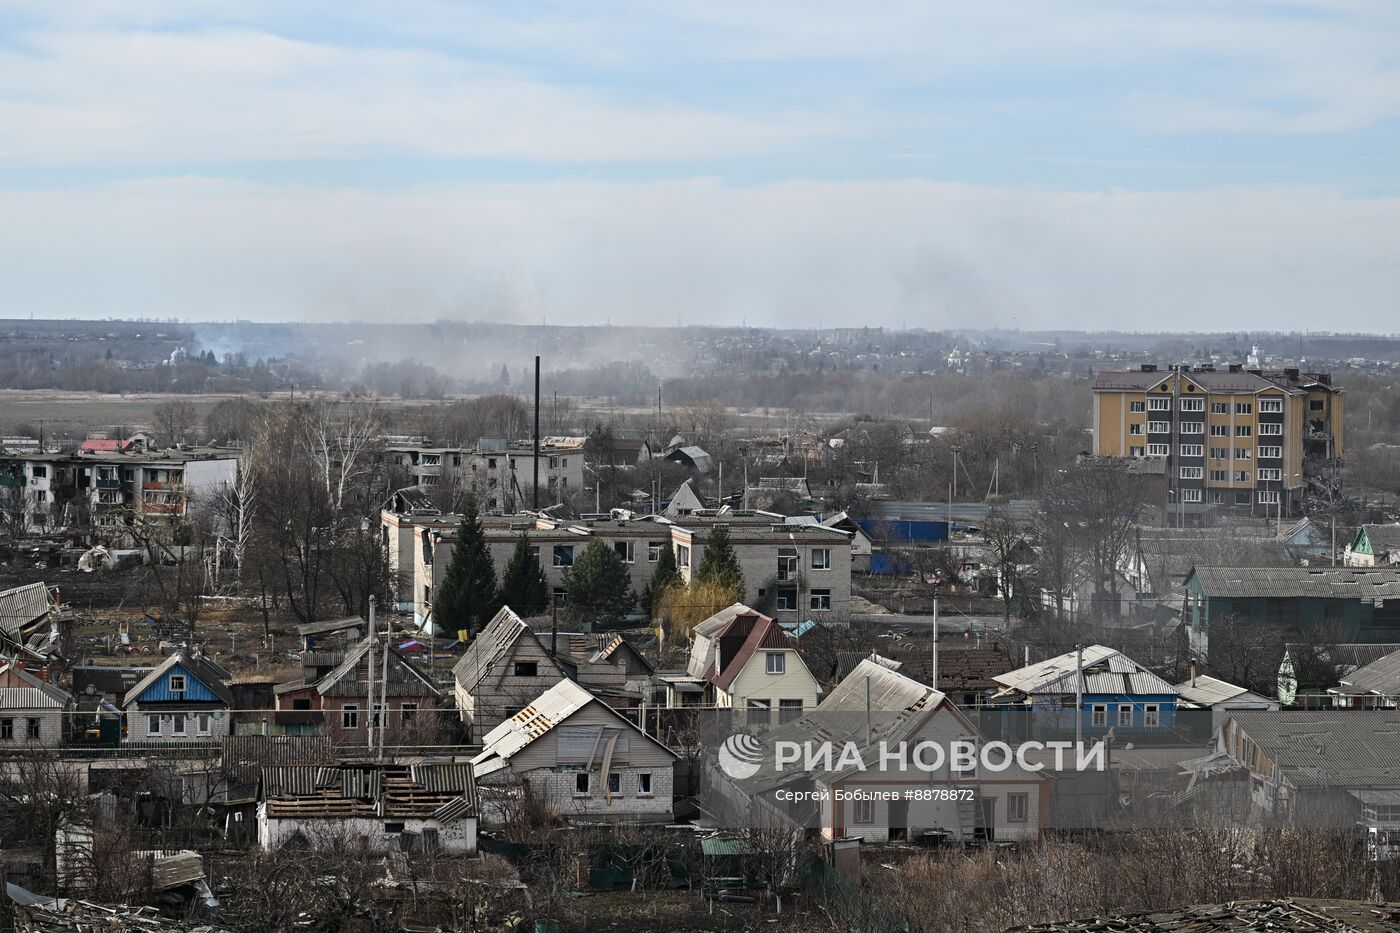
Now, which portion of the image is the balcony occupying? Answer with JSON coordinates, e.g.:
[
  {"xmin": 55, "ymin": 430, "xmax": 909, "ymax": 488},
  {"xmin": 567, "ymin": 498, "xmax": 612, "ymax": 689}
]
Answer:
[
  {"xmin": 143, "ymin": 481, "xmax": 172, "ymax": 490},
  {"xmin": 95, "ymin": 478, "xmax": 122, "ymax": 490}
]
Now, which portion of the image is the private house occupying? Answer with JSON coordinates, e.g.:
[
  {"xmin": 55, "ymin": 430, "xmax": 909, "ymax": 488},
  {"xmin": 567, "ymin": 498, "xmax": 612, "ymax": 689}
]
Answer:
[
  {"xmin": 272, "ymin": 636, "xmax": 442, "ymax": 742},
  {"xmin": 471, "ymin": 679, "xmax": 678, "ymax": 824},
  {"xmin": 1175, "ymin": 671, "xmax": 1278, "ymax": 731},
  {"xmin": 1183, "ymin": 566, "xmax": 1400, "ymax": 657},
  {"xmin": 991, "ymin": 645, "xmax": 1180, "ymax": 738},
  {"xmin": 0, "ymin": 581, "xmax": 62, "ymax": 662},
  {"xmin": 1345, "ymin": 525, "xmax": 1400, "ymax": 568},
  {"xmin": 0, "ymin": 661, "xmax": 73, "ymax": 746},
  {"xmin": 1328, "ymin": 647, "xmax": 1400, "ymax": 708},
  {"xmin": 1118, "ymin": 528, "xmax": 1293, "ymax": 621},
  {"xmin": 685, "ymin": 604, "xmax": 821, "ymax": 722},
  {"xmin": 665, "ymin": 446, "xmax": 713, "ymax": 473},
  {"xmin": 123, "ymin": 653, "xmax": 233, "ymax": 743},
  {"xmin": 663, "ymin": 478, "xmax": 707, "ymax": 517},
  {"xmin": 452, "ymin": 607, "xmax": 574, "ymax": 740},
  {"xmin": 258, "ymin": 761, "xmax": 477, "ymax": 854},
  {"xmin": 719, "ymin": 658, "xmax": 1049, "ymax": 844},
  {"xmin": 832, "ymin": 643, "xmax": 1012, "ymax": 709},
  {"xmin": 1188, "ymin": 711, "xmax": 1400, "ymax": 850}
]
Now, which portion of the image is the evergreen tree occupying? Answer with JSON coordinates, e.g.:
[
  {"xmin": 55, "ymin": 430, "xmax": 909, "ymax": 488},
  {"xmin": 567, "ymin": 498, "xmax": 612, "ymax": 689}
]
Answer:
[
  {"xmin": 696, "ymin": 525, "xmax": 744, "ymax": 591},
  {"xmin": 640, "ymin": 543, "xmax": 681, "ymax": 618},
  {"xmin": 435, "ymin": 499, "xmax": 499, "ymax": 636},
  {"xmin": 565, "ymin": 540, "xmax": 634, "ymax": 624},
  {"xmin": 499, "ymin": 534, "xmax": 548, "ymax": 616}
]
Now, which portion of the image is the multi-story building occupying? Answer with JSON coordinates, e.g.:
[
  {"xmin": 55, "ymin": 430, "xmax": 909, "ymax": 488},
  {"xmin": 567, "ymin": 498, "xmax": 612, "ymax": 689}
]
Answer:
[
  {"xmin": 386, "ymin": 439, "xmax": 584, "ymax": 511},
  {"xmin": 1092, "ymin": 364, "xmax": 1343, "ymax": 519}
]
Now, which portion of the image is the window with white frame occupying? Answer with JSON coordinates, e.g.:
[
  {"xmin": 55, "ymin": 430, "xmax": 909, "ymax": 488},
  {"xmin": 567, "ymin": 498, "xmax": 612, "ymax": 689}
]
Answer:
[
  {"xmin": 197, "ymin": 713, "xmax": 211, "ymax": 736},
  {"xmin": 637, "ymin": 772, "xmax": 653, "ymax": 796},
  {"xmin": 1147, "ymin": 421, "xmax": 1170, "ymax": 433},
  {"xmin": 1180, "ymin": 466, "xmax": 1203, "ymax": 479},
  {"xmin": 1236, "ymin": 448, "xmax": 1252, "ymax": 460},
  {"xmin": 1210, "ymin": 447, "xmax": 1227, "ymax": 459},
  {"xmin": 1211, "ymin": 402, "xmax": 1229, "ymax": 413},
  {"xmin": 1129, "ymin": 423, "xmax": 1144, "ymax": 435},
  {"xmin": 1259, "ymin": 422, "xmax": 1282, "ymax": 435},
  {"xmin": 168, "ymin": 674, "xmax": 186, "ymax": 694},
  {"xmin": 1180, "ymin": 422, "xmax": 1204, "ymax": 435},
  {"xmin": 1234, "ymin": 470, "xmax": 1251, "ymax": 482},
  {"xmin": 647, "ymin": 541, "xmax": 664, "ymax": 561},
  {"xmin": 1118, "ymin": 705, "xmax": 1133, "ymax": 727},
  {"xmin": 766, "ymin": 652, "xmax": 786, "ymax": 674},
  {"xmin": 1147, "ymin": 444, "xmax": 1169, "ymax": 456},
  {"xmin": 171, "ymin": 714, "xmax": 186, "ymax": 736},
  {"xmin": 810, "ymin": 589, "xmax": 832, "ymax": 611},
  {"xmin": 1180, "ymin": 444, "xmax": 1203, "ymax": 457},
  {"xmin": 1148, "ymin": 397, "xmax": 1171, "ymax": 410},
  {"xmin": 1258, "ymin": 490, "xmax": 1280, "ymax": 505},
  {"xmin": 1091, "ymin": 704, "xmax": 1107, "ymax": 727},
  {"xmin": 1210, "ymin": 424, "xmax": 1229, "ymax": 436},
  {"xmin": 1260, "ymin": 398, "xmax": 1283, "ymax": 413},
  {"xmin": 148, "ymin": 714, "xmax": 161, "ymax": 735},
  {"xmin": 1181, "ymin": 488, "xmax": 1203, "ymax": 502},
  {"xmin": 342, "ymin": 705, "xmax": 360, "ymax": 729},
  {"xmin": 676, "ymin": 545, "xmax": 690, "ymax": 568},
  {"xmin": 1130, "ymin": 446, "xmax": 1145, "ymax": 457},
  {"xmin": 1210, "ymin": 469, "xmax": 1228, "ymax": 482},
  {"xmin": 1258, "ymin": 446, "xmax": 1282, "ymax": 459},
  {"xmin": 1179, "ymin": 398, "xmax": 1203, "ymax": 411},
  {"xmin": 613, "ymin": 540, "xmax": 635, "ymax": 563},
  {"xmin": 1129, "ymin": 401, "xmax": 1145, "ymax": 412},
  {"xmin": 853, "ymin": 798, "xmax": 874, "ymax": 823},
  {"xmin": 1144, "ymin": 704, "xmax": 1160, "ymax": 727},
  {"xmin": 1258, "ymin": 468, "xmax": 1282, "ymax": 481},
  {"xmin": 1236, "ymin": 402, "xmax": 1253, "ymax": 414},
  {"xmin": 1236, "ymin": 425, "xmax": 1252, "ymax": 437},
  {"xmin": 811, "ymin": 548, "xmax": 831, "ymax": 570}
]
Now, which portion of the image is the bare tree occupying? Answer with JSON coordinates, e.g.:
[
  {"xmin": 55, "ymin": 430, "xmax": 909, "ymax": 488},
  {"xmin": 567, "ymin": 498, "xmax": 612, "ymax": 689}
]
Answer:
[{"xmin": 152, "ymin": 398, "xmax": 199, "ymax": 446}]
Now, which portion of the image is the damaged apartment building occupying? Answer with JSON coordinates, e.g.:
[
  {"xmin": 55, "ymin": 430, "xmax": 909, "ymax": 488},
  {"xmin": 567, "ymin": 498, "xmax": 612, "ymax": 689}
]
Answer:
[{"xmin": 385, "ymin": 437, "xmax": 585, "ymax": 512}]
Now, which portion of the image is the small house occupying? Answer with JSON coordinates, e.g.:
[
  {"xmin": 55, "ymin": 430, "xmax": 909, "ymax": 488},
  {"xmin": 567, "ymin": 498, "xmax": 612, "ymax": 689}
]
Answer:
[{"xmin": 123, "ymin": 653, "xmax": 233, "ymax": 743}]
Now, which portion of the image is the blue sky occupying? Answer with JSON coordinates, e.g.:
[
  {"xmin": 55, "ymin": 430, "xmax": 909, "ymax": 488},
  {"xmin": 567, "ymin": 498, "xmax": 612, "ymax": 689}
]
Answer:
[{"xmin": 1, "ymin": 1, "xmax": 1397, "ymax": 330}]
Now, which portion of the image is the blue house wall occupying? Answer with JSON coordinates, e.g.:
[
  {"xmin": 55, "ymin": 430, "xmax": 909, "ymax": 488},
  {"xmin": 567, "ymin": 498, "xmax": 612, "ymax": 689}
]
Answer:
[{"xmin": 135, "ymin": 663, "xmax": 222, "ymax": 703}]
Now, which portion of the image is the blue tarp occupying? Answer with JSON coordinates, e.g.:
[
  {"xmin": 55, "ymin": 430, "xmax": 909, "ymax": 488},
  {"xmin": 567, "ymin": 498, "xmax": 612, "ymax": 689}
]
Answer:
[{"xmin": 855, "ymin": 518, "xmax": 949, "ymax": 543}]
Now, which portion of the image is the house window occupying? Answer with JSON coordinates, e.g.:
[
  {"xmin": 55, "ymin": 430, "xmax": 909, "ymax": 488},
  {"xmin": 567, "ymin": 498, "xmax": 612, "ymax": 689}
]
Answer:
[
  {"xmin": 553, "ymin": 545, "xmax": 574, "ymax": 567},
  {"xmin": 372, "ymin": 704, "xmax": 385, "ymax": 728},
  {"xmin": 1144, "ymin": 704, "xmax": 1160, "ymax": 727},
  {"xmin": 1181, "ymin": 489, "xmax": 1202, "ymax": 503},
  {"xmin": 514, "ymin": 662, "xmax": 538, "ymax": 677},
  {"xmin": 1234, "ymin": 471, "xmax": 1251, "ymax": 483},
  {"xmin": 1258, "ymin": 490, "xmax": 1280, "ymax": 505},
  {"xmin": 777, "ymin": 547, "xmax": 799, "ymax": 580},
  {"xmin": 613, "ymin": 540, "xmax": 635, "ymax": 563},
  {"xmin": 810, "ymin": 589, "xmax": 832, "ymax": 611},
  {"xmin": 780, "ymin": 699, "xmax": 804, "ymax": 723},
  {"xmin": 575, "ymin": 773, "xmax": 591, "ymax": 796},
  {"xmin": 342, "ymin": 705, "xmax": 360, "ymax": 729},
  {"xmin": 1129, "ymin": 401, "xmax": 1145, "ymax": 412},
  {"xmin": 607, "ymin": 773, "xmax": 621, "ymax": 794},
  {"xmin": 1180, "ymin": 422, "xmax": 1203, "ymax": 435},
  {"xmin": 401, "ymin": 703, "xmax": 418, "ymax": 722},
  {"xmin": 552, "ymin": 586, "xmax": 568, "ymax": 605},
  {"xmin": 1210, "ymin": 424, "xmax": 1229, "ymax": 437},
  {"xmin": 1091, "ymin": 704, "xmax": 1107, "ymax": 727},
  {"xmin": 766, "ymin": 652, "xmax": 786, "ymax": 674},
  {"xmin": 1259, "ymin": 423, "xmax": 1282, "ymax": 436},
  {"xmin": 1235, "ymin": 425, "xmax": 1252, "ymax": 437},
  {"xmin": 1129, "ymin": 446, "xmax": 1145, "ymax": 457},
  {"xmin": 1211, "ymin": 402, "xmax": 1228, "ymax": 413},
  {"xmin": 853, "ymin": 798, "xmax": 874, "ymax": 824},
  {"xmin": 676, "ymin": 545, "xmax": 690, "ymax": 568},
  {"xmin": 747, "ymin": 698, "xmax": 772, "ymax": 725},
  {"xmin": 1258, "ymin": 468, "xmax": 1282, "ymax": 481},
  {"xmin": 196, "ymin": 714, "xmax": 211, "ymax": 736},
  {"xmin": 1235, "ymin": 402, "xmax": 1253, "ymax": 415},
  {"xmin": 637, "ymin": 772, "xmax": 653, "ymax": 796},
  {"xmin": 775, "ymin": 587, "xmax": 797, "ymax": 611},
  {"xmin": 1310, "ymin": 399, "xmax": 1325, "ymax": 411},
  {"xmin": 148, "ymin": 714, "xmax": 161, "ymax": 735},
  {"xmin": 1146, "ymin": 444, "xmax": 1169, "ymax": 457},
  {"xmin": 0, "ymin": 719, "xmax": 11, "ymax": 740},
  {"xmin": 647, "ymin": 541, "xmax": 664, "ymax": 562},
  {"xmin": 169, "ymin": 674, "xmax": 187, "ymax": 694},
  {"xmin": 26, "ymin": 718, "xmax": 40, "ymax": 740},
  {"xmin": 1148, "ymin": 397, "xmax": 1171, "ymax": 411},
  {"xmin": 1129, "ymin": 423, "xmax": 1144, "ymax": 435},
  {"xmin": 1235, "ymin": 448, "xmax": 1252, "ymax": 460},
  {"xmin": 1180, "ymin": 467, "xmax": 1202, "ymax": 479},
  {"xmin": 1118, "ymin": 705, "xmax": 1133, "ymax": 727},
  {"xmin": 1258, "ymin": 446, "xmax": 1282, "ymax": 459},
  {"xmin": 952, "ymin": 739, "xmax": 978, "ymax": 778},
  {"xmin": 1180, "ymin": 444, "xmax": 1203, "ymax": 457},
  {"xmin": 1179, "ymin": 398, "xmax": 1203, "ymax": 411},
  {"xmin": 171, "ymin": 714, "xmax": 186, "ymax": 736},
  {"xmin": 1007, "ymin": 793, "xmax": 1029, "ymax": 822},
  {"xmin": 1147, "ymin": 421, "xmax": 1170, "ymax": 434},
  {"xmin": 811, "ymin": 548, "xmax": 831, "ymax": 570},
  {"xmin": 1260, "ymin": 399, "xmax": 1283, "ymax": 413}
]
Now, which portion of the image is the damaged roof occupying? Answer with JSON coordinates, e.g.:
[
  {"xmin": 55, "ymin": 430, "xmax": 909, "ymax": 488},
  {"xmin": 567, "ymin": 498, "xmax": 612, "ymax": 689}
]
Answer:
[
  {"xmin": 0, "ymin": 583, "xmax": 50, "ymax": 639},
  {"xmin": 993, "ymin": 646, "xmax": 1177, "ymax": 699},
  {"xmin": 261, "ymin": 761, "xmax": 477, "ymax": 821},
  {"xmin": 1007, "ymin": 897, "xmax": 1400, "ymax": 932}
]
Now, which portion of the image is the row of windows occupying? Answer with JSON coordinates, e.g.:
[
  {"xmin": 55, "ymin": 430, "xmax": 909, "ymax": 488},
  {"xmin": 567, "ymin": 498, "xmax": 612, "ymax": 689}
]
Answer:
[
  {"xmin": 0, "ymin": 717, "xmax": 43, "ymax": 740},
  {"xmin": 340, "ymin": 704, "xmax": 419, "ymax": 729},
  {"xmin": 1130, "ymin": 398, "xmax": 1284, "ymax": 414},
  {"xmin": 574, "ymin": 770, "xmax": 654, "ymax": 797},
  {"xmin": 1182, "ymin": 489, "xmax": 1282, "ymax": 505},
  {"xmin": 1135, "ymin": 445, "xmax": 1286, "ymax": 462},
  {"xmin": 1135, "ymin": 422, "xmax": 1284, "ymax": 438},
  {"xmin": 146, "ymin": 713, "xmax": 213, "ymax": 736},
  {"xmin": 1090, "ymin": 703, "xmax": 1162, "ymax": 727}
]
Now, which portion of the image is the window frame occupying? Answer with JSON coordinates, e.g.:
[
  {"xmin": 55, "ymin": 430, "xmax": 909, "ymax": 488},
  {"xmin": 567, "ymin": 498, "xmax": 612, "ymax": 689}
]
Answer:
[
  {"xmin": 1118, "ymin": 705, "xmax": 1133, "ymax": 727},
  {"xmin": 637, "ymin": 772, "xmax": 653, "ymax": 797},
  {"xmin": 1144, "ymin": 704, "xmax": 1160, "ymax": 727},
  {"xmin": 810, "ymin": 547, "xmax": 832, "ymax": 570},
  {"xmin": 168, "ymin": 674, "xmax": 187, "ymax": 694},
  {"xmin": 810, "ymin": 589, "xmax": 832, "ymax": 611},
  {"xmin": 342, "ymin": 705, "xmax": 360, "ymax": 730},
  {"xmin": 765, "ymin": 652, "xmax": 786, "ymax": 674},
  {"xmin": 1091, "ymin": 704, "xmax": 1108, "ymax": 727},
  {"xmin": 1007, "ymin": 792, "xmax": 1029, "ymax": 823}
]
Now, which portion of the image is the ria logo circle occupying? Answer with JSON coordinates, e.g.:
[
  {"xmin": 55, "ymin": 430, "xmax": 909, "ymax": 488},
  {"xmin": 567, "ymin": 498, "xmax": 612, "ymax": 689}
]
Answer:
[{"xmin": 718, "ymin": 733, "xmax": 765, "ymax": 779}]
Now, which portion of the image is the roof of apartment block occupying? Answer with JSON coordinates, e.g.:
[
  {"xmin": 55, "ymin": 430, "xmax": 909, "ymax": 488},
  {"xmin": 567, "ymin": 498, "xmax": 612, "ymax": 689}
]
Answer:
[{"xmin": 1093, "ymin": 366, "xmax": 1334, "ymax": 395}]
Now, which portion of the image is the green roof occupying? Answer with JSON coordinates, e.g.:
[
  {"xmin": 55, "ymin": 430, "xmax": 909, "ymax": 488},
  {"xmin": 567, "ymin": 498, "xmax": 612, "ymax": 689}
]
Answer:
[{"xmin": 700, "ymin": 836, "xmax": 750, "ymax": 857}]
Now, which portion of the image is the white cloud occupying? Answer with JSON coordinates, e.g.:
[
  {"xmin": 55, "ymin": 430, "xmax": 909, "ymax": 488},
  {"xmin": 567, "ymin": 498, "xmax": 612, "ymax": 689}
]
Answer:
[{"xmin": 0, "ymin": 177, "xmax": 1395, "ymax": 330}]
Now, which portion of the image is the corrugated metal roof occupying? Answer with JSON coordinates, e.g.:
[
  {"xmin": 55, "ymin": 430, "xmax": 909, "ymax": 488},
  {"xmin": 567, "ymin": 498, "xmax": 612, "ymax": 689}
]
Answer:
[
  {"xmin": 1175, "ymin": 675, "xmax": 1252, "ymax": 706},
  {"xmin": 475, "ymin": 679, "xmax": 596, "ymax": 760},
  {"xmin": 820, "ymin": 658, "xmax": 942, "ymax": 713},
  {"xmin": 221, "ymin": 735, "xmax": 333, "ymax": 784},
  {"xmin": 0, "ymin": 583, "xmax": 49, "ymax": 637},
  {"xmin": 1228, "ymin": 710, "xmax": 1400, "ymax": 787},
  {"xmin": 1190, "ymin": 566, "xmax": 1400, "ymax": 599},
  {"xmin": 993, "ymin": 646, "xmax": 1177, "ymax": 699},
  {"xmin": 0, "ymin": 686, "xmax": 66, "ymax": 710},
  {"xmin": 0, "ymin": 662, "xmax": 72, "ymax": 707},
  {"xmin": 1335, "ymin": 647, "xmax": 1400, "ymax": 697}
]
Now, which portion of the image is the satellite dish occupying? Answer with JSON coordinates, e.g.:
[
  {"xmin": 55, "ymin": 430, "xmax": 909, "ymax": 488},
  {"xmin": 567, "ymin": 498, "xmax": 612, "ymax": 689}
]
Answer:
[{"xmin": 85, "ymin": 684, "xmax": 96, "ymax": 695}]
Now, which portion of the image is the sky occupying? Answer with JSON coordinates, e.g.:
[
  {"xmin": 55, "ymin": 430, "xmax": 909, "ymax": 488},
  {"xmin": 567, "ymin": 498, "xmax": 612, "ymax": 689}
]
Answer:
[{"xmin": 1, "ymin": 1, "xmax": 1398, "ymax": 331}]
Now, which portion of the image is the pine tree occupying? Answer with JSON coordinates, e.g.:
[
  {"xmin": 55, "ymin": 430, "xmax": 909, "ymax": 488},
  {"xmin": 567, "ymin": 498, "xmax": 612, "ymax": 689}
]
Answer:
[
  {"xmin": 499, "ymin": 534, "xmax": 549, "ymax": 616},
  {"xmin": 640, "ymin": 543, "xmax": 681, "ymax": 618},
  {"xmin": 565, "ymin": 540, "xmax": 634, "ymax": 625},
  {"xmin": 696, "ymin": 525, "xmax": 744, "ymax": 591},
  {"xmin": 435, "ymin": 499, "xmax": 499, "ymax": 636}
]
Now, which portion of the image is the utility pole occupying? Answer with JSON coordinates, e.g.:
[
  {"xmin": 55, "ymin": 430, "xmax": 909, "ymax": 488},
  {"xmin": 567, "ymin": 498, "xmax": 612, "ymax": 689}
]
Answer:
[
  {"xmin": 930, "ymin": 598, "xmax": 939, "ymax": 692},
  {"xmin": 377, "ymin": 636, "xmax": 390, "ymax": 759},
  {"xmin": 532, "ymin": 356, "xmax": 541, "ymax": 510},
  {"xmin": 1074, "ymin": 643, "xmax": 1084, "ymax": 749},
  {"xmin": 366, "ymin": 596, "xmax": 377, "ymax": 752}
]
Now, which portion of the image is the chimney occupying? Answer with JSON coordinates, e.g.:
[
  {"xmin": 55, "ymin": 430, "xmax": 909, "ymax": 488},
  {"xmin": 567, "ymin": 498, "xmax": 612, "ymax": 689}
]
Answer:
[{"xmin": 1189, "ymin": 658, "xmax": 1197, "ymax": 688}]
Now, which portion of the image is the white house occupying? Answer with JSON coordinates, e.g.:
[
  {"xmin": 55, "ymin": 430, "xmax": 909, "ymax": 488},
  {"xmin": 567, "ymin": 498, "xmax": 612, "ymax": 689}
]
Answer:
[
  {"xmin": 0, "ymin": 661, "xmax": 73, "ymax": 747},
  {"xmin": 472, "ymin": 679, "xmax": 678, "ymax": 824},
  {"xmin": 685, "ymin": 603, "xmax": 821, "ymax": 723}
]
